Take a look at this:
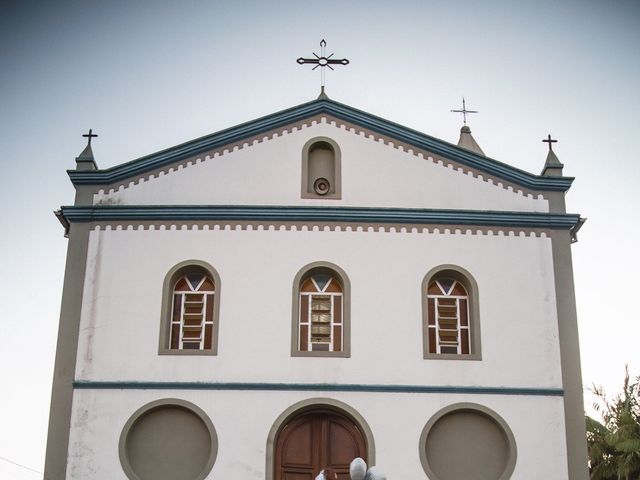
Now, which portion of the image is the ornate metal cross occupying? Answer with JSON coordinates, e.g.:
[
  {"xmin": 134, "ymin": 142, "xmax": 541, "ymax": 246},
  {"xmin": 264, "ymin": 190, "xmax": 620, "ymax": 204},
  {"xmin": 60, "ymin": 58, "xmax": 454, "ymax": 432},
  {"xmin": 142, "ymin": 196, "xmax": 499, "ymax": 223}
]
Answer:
[
  {"xmin": 542, "ymin": 134, "xmax": 558, "ymax": 151},
  {"xmin": 297, "ymin": 39, "xmax": 349, "ymax": 87},
  {"xmin": 82, "ymin": 128, "xmax": 98, "ymax": 147},
  {"xmin": 451, "ymin": 98, "xmax": 478, "ymax": 125}
]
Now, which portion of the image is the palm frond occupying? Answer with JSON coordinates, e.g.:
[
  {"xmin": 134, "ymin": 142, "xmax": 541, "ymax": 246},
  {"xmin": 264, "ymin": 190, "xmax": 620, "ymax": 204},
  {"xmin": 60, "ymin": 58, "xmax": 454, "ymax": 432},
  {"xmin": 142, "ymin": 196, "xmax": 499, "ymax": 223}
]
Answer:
[{"xmin": 586, "ymin": 367, "xmax": 640, "ymax": 480}]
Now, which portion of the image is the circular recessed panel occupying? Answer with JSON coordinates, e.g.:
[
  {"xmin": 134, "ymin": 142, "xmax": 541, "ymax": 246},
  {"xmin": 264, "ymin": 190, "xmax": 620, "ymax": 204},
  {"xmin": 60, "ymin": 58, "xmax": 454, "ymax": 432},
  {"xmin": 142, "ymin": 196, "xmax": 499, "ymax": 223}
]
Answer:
[
  {"xmin": 423, "ymin": 407, "xmax": 514, "ymax": 480},
  {"xmin": 313, "ymin": 177, "xmax": 331, "ymax": 195},
  {"xmin": 121, "ymin": 401, "xmax": 216, "ymax": 480}
]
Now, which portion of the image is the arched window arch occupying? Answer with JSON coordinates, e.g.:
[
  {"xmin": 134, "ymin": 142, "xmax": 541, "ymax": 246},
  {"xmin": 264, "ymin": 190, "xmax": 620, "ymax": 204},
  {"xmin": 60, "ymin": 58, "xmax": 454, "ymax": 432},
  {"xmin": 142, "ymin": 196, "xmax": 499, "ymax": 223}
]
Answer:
[
  {"xmin": 301, "ymin": 137, "xmax": 342, "ymax": 199},
  {"xmin": 159, "ymin": 261, "xmax": 221, "ymax": 355},
  {"xmin": 265, "ymin": 398, "xmax": 376, "ymax": 480},
  {"xmin": 422, "ymin": 266, "xmax": 481, "ymax": 360},
  {"xmin": 291, "ymin": 262, "xmax": 350, "ymax": 357}
]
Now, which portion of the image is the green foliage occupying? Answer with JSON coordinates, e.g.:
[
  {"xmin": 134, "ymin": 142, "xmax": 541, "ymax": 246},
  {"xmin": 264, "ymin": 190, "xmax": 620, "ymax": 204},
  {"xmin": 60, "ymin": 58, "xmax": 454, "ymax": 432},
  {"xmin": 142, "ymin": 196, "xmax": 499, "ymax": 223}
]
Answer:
[{"xmin": 586, "ymin": 366, "xmax": 640, "ymax": 480}]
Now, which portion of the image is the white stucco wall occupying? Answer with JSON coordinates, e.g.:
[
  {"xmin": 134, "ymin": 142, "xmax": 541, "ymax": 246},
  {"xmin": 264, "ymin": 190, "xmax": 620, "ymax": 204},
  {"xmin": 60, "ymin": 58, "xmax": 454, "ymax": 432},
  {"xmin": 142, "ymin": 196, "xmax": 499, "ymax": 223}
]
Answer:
[
  {"xmin": 92, "ymin": 120, "xmax": 549, "ymax": 212},
  {"xmin": 69, "ymin": 120, "xmax": 567, "ymax": 478},
  {"xmin": 75, "ymin": 226, "xmax": 562, "ymax": 389},
  {"xmin": 66, "ymin": 389, "xmax": 569, "ymax": 479}
]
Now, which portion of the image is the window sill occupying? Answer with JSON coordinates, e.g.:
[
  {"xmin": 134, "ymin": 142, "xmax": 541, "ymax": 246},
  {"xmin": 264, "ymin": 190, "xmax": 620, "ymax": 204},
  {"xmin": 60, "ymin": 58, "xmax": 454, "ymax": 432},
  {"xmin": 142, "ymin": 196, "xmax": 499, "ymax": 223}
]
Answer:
[
  {"xmin": 423, "ymin": 353, "xmax": 482, "ymax": 361},
  {"xmin": 158, "ymin": 349, "xmax": 217, "ymax": 356},
  {"xmin": 291, "ymin": 350, "xmax": 350, "ymax": 358}
]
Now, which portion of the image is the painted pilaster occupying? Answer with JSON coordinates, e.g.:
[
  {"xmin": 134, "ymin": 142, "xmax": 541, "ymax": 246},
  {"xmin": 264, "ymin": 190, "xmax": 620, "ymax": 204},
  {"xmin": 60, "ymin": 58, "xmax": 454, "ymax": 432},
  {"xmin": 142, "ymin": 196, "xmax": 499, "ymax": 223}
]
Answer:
[
  {"xmin": 73, "ymin": 185, "xmax": 97, "ymax": 208},
  {"xmin": 44, "ymin": 222, "xmax": 91, "ymax": 480},
  {"xmin": 551, "ymin": 229, "xmax": 589, "ymax": 479},
  {"xmin": 547, "ymin": 191, "xmax": 567, "ymax": 214}
]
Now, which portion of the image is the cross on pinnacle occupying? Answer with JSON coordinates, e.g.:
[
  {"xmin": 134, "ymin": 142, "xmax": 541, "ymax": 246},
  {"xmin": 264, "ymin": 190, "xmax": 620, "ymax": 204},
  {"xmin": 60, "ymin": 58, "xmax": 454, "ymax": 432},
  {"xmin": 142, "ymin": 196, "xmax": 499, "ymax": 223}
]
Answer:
[
  {"xmin": 451, "ymin": 97, "xmax": 478, "ymax": 125},
  {"xmin": 297, "ymin": 39, "xmax": 349, "ymax": 88},
  {"xmin": 542, "ymin": 134, "xmax": 558, "ymax": 151},
  {"xmin": 82, "ymin": 129, "xmax": 98, "ymax": 147}
]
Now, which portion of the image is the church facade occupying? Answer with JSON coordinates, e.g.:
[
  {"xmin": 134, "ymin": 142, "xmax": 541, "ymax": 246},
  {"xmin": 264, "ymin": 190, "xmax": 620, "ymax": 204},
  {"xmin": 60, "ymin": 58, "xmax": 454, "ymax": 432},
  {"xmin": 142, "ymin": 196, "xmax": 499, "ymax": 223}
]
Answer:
[{"xmin": 45, "ymin": 96, "xmax": 588, "ymax": 479}]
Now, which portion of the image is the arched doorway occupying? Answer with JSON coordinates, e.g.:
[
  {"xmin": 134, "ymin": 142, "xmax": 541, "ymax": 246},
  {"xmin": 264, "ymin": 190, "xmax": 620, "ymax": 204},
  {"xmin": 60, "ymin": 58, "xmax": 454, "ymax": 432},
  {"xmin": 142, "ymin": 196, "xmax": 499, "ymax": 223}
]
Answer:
[{"xmin": 274, "ymin": 409, "xmax": 367, "ymax": 480}]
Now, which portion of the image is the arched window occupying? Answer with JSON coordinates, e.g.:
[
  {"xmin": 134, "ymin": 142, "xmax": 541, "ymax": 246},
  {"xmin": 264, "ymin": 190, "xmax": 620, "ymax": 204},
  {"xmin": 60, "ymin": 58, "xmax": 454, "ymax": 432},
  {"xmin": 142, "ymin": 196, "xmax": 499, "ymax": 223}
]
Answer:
[
  {"xmin": 301, "ymin": 137, "xmax": 341, "ymax": 199},
  {"xmin": 171, "ymin": 273, "xmax": 215, "ymax": 350},
  {"xmin": 427, "ymin": 278, "xmax": 470, "ymax": 354},
  {"xmin": 159, "ymin": 261, "xmax": 221, "ymax": 355},
  {"xmin": 422, "ymin": 266, "xmax": 481, "ymax": 359},
  {"xmin": 292, "ymin": 263, "xmax": 350, "ymax": 357}
]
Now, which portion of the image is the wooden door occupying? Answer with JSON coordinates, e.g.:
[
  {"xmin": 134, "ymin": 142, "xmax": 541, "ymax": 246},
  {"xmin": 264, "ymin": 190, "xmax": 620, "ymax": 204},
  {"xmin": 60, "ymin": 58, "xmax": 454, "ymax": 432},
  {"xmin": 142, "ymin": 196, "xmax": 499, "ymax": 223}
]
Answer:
[{"xmin": 275, "ymin": 410, "xmax": 367, "ymax": 480}]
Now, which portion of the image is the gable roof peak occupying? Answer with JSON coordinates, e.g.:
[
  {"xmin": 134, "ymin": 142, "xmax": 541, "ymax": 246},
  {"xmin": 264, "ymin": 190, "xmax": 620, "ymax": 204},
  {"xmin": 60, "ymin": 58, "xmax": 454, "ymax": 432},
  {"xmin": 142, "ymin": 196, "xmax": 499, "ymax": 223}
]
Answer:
[{"xmin": 317, "ymin": 86, "xmax": 330, "ymax": 100}]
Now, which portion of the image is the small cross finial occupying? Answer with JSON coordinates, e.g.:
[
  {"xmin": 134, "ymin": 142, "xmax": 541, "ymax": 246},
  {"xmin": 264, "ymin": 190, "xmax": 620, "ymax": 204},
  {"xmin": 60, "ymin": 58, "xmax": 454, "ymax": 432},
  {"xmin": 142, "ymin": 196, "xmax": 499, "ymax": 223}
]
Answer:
[
  {"xmin": 297, "ymin": 39, "xmax": 349, "ymax": 89},
  {"xmin": 542, "ymin": 134, "xmax": 558, "ymax": 151},
  {"xmin": 82, "ymin": 128, "xmax": 98, "ymax": 147},
  {"xmin": 451, "ymin": 97, "xmax": 478, "ymax": 125}
]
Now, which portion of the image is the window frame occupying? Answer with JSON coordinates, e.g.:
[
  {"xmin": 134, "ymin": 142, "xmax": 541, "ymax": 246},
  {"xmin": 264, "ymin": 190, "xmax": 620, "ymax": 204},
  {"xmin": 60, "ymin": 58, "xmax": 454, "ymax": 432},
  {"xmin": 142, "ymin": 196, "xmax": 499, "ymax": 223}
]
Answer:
[
  {"xmin": 418, "ymin": 402, "xmax": 516, "ymax": 480},
  {"xmin": 158, "ymin": 260, "xmax": 222, "ymax": 356},
  {"xmin": 421, "ymin": 265, "xmax": 482, "ymax": 360},
  {"xmin": 291, "ymin": 261, "xmax": 351, "ymax": 358},
  {"xmin": 301, "ymin": 136, "xmax": 342, "ymax": 200},
  {"xmin": 119, "ymin": 398, "xmax": 218, "ymax": 480}
]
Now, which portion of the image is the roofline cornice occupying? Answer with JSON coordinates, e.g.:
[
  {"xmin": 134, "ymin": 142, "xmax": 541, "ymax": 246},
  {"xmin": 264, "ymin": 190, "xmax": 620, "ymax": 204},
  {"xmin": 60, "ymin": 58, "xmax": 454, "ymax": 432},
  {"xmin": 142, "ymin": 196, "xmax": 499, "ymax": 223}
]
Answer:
[
  {"xmin": 58, "ymin": 205, "xmax": 582, "ymax": 230},
  {"xmin": 67, "ymin": 99, "xmax": 574, "ymax": 192}
]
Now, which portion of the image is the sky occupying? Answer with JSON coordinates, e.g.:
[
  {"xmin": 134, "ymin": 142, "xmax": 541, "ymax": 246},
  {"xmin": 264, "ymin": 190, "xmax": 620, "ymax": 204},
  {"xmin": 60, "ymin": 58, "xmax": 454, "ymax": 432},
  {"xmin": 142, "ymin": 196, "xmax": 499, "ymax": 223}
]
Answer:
[{"xmin": 1, "ymin": 0, "xmax": 639, "ymax": 478}]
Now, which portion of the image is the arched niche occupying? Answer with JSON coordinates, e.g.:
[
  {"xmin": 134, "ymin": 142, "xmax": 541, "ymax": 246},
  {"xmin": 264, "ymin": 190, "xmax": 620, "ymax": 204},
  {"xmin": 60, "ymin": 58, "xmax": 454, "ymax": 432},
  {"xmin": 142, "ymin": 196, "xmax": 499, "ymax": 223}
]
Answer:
[
  {"xmin": 301, "ymin": 137, "xmax": 342, "ymax": 199},
  {"xmin": 119, "ymin": 398, "xmax": 218, "ymax": 480},
  {"xmin": 419, "ymin": 403, "xmax": 517, "ymax": 480}
]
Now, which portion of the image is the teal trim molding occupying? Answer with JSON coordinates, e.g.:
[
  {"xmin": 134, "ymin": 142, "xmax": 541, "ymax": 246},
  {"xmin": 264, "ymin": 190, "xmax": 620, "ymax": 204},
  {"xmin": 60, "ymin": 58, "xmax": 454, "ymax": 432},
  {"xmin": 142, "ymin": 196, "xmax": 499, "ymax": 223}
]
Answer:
[
  {"xmin": 67, "ymin": 98, "xmax": 573, "ymax": 192},
  {"xmin": 73, "ymin": 380, "xmax": 563, "ymax": 397},
  {"xmin": 59, "ymin": 205, "xmax": 581, "ymax": 230}
]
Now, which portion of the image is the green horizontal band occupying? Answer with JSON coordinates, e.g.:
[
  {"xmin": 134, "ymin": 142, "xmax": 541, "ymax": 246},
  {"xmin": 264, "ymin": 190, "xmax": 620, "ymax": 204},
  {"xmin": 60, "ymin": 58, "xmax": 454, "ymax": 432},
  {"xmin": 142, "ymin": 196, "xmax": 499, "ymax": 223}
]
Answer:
[
  {"xmin": 59, "ymin": 205, "xmax": 581, "ymax": 229},
  {"xmin": 73, "ymin": 380, "xmax": 563, "ymax": 397}
]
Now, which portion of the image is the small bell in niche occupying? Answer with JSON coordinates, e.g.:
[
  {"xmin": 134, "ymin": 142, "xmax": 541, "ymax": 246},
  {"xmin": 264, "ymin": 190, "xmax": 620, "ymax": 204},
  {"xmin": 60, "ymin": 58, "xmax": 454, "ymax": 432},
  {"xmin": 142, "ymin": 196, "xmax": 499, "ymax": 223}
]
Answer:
[{"xmin": 313, "ymin": 177, "xmax": 331, "ymax": 195}]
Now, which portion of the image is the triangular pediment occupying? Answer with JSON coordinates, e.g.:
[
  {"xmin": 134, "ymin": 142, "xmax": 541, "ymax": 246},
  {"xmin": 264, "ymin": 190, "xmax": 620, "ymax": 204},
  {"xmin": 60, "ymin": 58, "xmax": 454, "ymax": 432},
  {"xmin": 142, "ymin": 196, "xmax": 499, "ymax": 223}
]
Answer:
[
  {"xmin": 86, "ymin": 115, "xmax": 550, "ymax": 212},
  {"xmin": 69, "ymin": 98, "xmax": 573, "ymax": 195}
]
